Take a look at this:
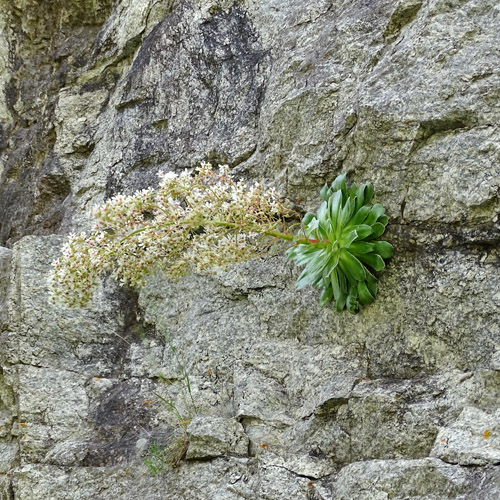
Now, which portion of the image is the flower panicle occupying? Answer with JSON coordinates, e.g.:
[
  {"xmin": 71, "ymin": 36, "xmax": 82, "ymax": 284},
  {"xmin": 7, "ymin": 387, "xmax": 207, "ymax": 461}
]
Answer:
[{"xmin": 52, "ymin": 163, "xmax": 296, "ymax": 306}]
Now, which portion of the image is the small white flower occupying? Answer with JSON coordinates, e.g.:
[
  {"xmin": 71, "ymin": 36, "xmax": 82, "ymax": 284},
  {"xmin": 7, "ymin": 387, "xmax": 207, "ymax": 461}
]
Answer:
[{"xmin": 163, "ymin": 171, "xmax": 178, "ymax": 180}]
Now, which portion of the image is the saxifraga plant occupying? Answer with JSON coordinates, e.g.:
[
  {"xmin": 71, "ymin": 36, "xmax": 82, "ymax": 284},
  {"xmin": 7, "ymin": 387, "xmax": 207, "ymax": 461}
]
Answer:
[
  {"xmin": 52, "ymin": 165, "xmax": 393, "ymax": 312},
  {"xmin": 286, "ymin": 174, "xmax": 394, "ymax": 313}
]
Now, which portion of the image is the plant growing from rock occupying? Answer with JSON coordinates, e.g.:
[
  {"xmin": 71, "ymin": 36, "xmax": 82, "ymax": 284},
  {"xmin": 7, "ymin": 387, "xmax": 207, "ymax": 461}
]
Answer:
[
  {"xmin": 143, "ymin": 442, "xmax": 170, "ymax": 474},
  {"xmin": 144, "ymin": 436, "xmax": 190, "ymax": 474},
  {"xmin": 286, "ymin": 174, "xmax": 394, "ymax": 312},
  {"xmin": 52, "ymin": 164, "xmax": 393, "ymax": 312},
  {"xmin": 143, "ymin": 335, "xmax": 196, "ymax": 472}
]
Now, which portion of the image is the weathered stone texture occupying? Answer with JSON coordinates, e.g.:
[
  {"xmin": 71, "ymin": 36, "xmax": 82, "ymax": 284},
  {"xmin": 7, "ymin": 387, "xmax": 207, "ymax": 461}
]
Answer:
[
  {"xmin": 1, "ymin": 0, "xmax": 499, "ymax": 499},
  {"xmin": 186, "ymin": 416, "xmax": 249, "ymax": 458},
  {"xmin": 0, "ymin": 247, "xmax": 11, "ymax": 329}
]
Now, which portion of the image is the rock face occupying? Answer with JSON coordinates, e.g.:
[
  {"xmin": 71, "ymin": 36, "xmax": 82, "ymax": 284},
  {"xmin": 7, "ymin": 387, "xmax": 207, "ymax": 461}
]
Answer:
[{"xmin": 1, "ymin": 0, "xmax": 499, "ymax": 499}]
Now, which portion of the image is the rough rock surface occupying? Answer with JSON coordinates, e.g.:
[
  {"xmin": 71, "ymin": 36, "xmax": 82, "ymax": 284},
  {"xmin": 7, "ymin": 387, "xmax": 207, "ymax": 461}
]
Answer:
[
  {"xmin": 1, "ymin": 0, "xmax": 500, "ymax": 499},
  {"xmin": 186, "ymin": 416, "xmax": 249, "ymax": 459}
]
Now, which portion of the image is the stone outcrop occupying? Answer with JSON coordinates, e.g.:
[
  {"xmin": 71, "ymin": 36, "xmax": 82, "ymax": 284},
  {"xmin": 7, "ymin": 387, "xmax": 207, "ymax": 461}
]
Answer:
[{"xmin": 0, "ymin": 0, "xmax": 499, "ymax": 499}]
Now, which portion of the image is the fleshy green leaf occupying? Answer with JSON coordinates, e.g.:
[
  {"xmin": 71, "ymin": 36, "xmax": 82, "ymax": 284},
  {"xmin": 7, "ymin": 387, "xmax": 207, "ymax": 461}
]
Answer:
[
  {"xmin": 357, "ymin": 253, "xmax": 385, "ymax": 271},
  {"xmin": 370, "ymin": 222, "xmax": 386, "ymax": 239},
  {"xmin": 366, "ymin": 278, "xmax": 377, "ymax": 297},
  {"xmin": 365, "ymin": 204, "xmax": 385, "ymax": 225},
  {"xmin": 311, "ymin": 271, "xmax": 326, "ymax": 288},
  {"xmin": 363, "ymin": 184, "xmax": 374, "ymax": 205},
  {"xmin": 285, "ymin": 246, "xmax": 297, "ymax": 258},
  {"xmin": 302, "ymin": 212, "xmax": 316, "ymax": 226},
  {"xmin": 336, "ymin": 292, "xmax": 347, "ymax": 312},
  {"xmin": 287, "ymin": 174, "xmax": 393, "ymax": 312},
  {"xmin": 286, "ymin": 244, "xmax": 316, "ymax": 263},
  {"xmin": 339, "ymin": 249, "xmax": 366, "ymax": 281},
  {"xmin": 339, "ymin": 229, "xmax": 358, "ymax": 248},
  {"xmin": 350, "ymin": 205, "xmax": 370, "ymax": 226},
  {"xmin": 303, "ymin": 248, "xmax": 330, "ymax": 276},
  {"xmin": 319, "ymin": 285, "xmax": 334, "ymax": 307},
  {"xmin": 364, "ymin": 265, "xmax": 378, "ymax": 297},
  {"xmin": 320, "ymin": 184, "xmax": 329, "ymax": 201},
  {"xmin": 306, "ymin": 218, "xmax": 319, "ymax": 234},
  {"xmin": 365, "ymin": 268, "xmax": 377, "ymax": 283},
  {"xmin": 330, "ymin": 174, "xmax": 347, "ymax": 194},
  {"xmin": 347, "ymin": 184, "xmax": 358, "ymax": 198},
  {"xmin": 374, "ymin": 241, "xmax": 394, "ymax": 259},
  {"xmin": 349, "ymin": 241, "xmax": 375, "ymax": 254},
  {"xmin": 346, "ymin": 287, "xmax": 359, "ymax": 313},
  {"xmin": 358, "ymin": 280, "xmax": 375, "ymax": 305},
  {"xmin": 323, "ymin": 251, "xmax": 340, "ymax": 278},
  {"xmin": 293, "ymin": 248, "xmax": 322, "ymax": 266},
  {"xmin": 353, "ymin": 224, "xmax": 373, "ymax": 240},
  {"xmin": 338, "ymin": 198, "xmax": 356, "ymax": 230},
  {"xmin": 317, "ymin": 201, "xmax": 328, "ymax": 225},
  {"xmin": 355, "ymin": 184, "xmax": 366, "ymax": 211},
  {"xmin": 328, "ymin": 191, "xmax": 343, "ymax": 235},
  {"xmin": 330, "ymin": 268, "xmax": 341, "ymax": 300},
  {"xmin": 296, "ymin": 268, "xmax": 313, "ymax": 290}
]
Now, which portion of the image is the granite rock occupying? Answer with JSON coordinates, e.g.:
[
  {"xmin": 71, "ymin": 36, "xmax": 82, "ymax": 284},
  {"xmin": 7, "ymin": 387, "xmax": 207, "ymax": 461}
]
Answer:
[
  {"xmin": 431, "ymin": 406, "xmax": 500, "ymax": 466},
  {"xmin": 0, "ymin": 247, "xmax": 11, "ymax": 330},
  {"xmin": 0, "ymin": 0, "xmax": 500, "ymax": 499},
  {"xmin": 330, "ymin": 458, "xmax": 499, "ymax": 500},
  {"xmin": 186, "ymin": 416, "xmax": 249, "ymax": 459}
]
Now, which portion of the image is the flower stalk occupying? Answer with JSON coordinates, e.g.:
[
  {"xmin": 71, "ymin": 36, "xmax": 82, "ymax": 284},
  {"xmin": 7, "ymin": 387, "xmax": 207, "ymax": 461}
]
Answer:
[
  {"xmin": 52, "ymin": 164, "xmax": 393, "ymax": 312},
  {"xmin": 51, "ymin": 163, "xmax": 299, "ymax": 307}
]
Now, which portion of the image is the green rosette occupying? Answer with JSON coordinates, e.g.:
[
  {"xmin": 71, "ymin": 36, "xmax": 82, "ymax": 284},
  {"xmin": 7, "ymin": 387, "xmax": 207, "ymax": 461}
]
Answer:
[{"xmin": 286, "ymin": 174, "xmax": 394, "ymax": 313}]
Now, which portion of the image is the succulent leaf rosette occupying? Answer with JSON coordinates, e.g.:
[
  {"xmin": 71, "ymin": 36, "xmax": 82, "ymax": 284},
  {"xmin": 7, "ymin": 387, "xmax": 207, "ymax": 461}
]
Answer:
[{"xmin": 286, "ymin": 174, "xmax": 394, "ymax": 313}]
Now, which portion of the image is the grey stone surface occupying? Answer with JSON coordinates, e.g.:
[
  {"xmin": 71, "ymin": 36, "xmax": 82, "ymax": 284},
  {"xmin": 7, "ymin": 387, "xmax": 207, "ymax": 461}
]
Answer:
[
  {"xmin": 431, "ymin": 406, "xmax": 500, "ymax": 466},
  {"xmin": 0, "ymin": 247, "xmax": 16, "ymax": 489},
  {"xmin": 0, "ymin": 443, "xmax": 17, "ymax": 474},
  {"xmin": 329, "ymin": 458, "xmax": 500, "ymax": 500},
  {"xmin": 0, "ymin": 247, "xmax": 11, "ymax": 330},
  {"xmin": 0, "ymin": 0, "xmax": 115, "ymax": 244},
  {"xmin": 0, "ymin": 0, "xmax": 499, "ymax": 499},
  {"xmin": 186, "ymin": 416, "xmax": 249, "ymax": 458}
]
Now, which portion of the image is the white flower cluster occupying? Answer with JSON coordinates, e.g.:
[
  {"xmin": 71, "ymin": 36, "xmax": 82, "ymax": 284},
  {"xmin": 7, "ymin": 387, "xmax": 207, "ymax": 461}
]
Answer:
[{"xmin": 52, "ymin": 163, "xmax": 296, "ymax": 306}]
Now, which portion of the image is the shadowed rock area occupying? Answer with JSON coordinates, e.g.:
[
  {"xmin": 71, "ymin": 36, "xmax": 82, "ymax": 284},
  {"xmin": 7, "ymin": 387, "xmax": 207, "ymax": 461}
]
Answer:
[{"xmin": 0, "ymin": 0, "xmax": 499, "ymax": 499}]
